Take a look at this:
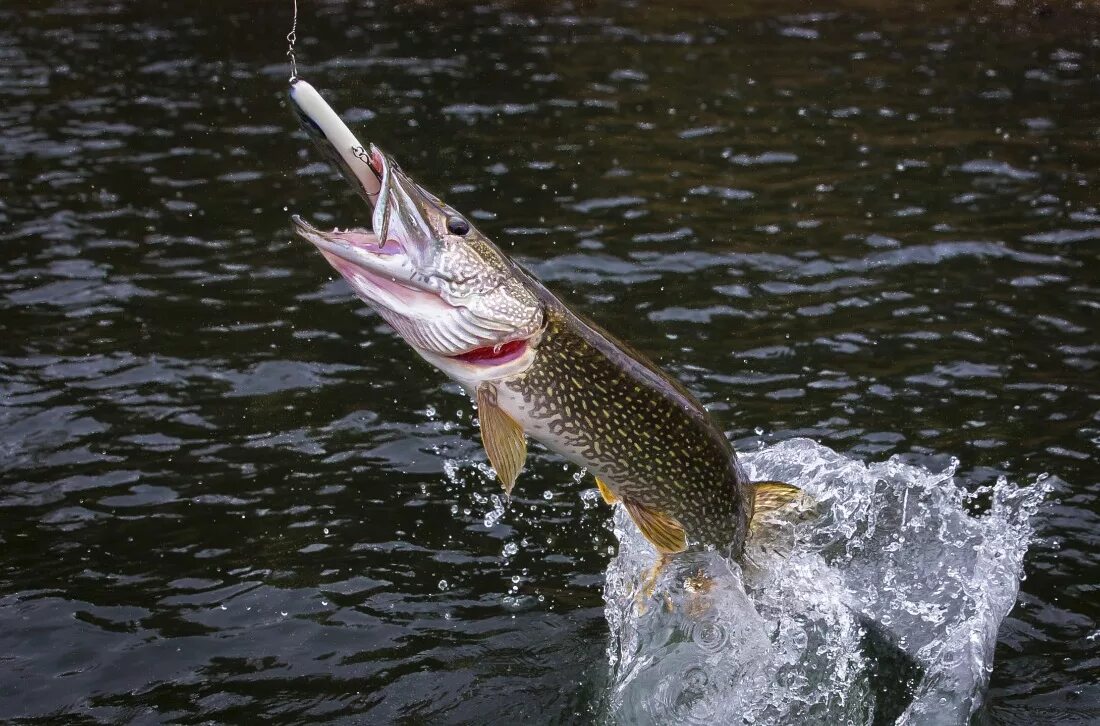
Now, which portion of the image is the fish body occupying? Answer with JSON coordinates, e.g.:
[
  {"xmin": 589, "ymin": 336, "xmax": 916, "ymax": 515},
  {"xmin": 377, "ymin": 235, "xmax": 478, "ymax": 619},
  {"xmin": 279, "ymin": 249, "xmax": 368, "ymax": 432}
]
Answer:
[
  {"xmin": 487, "ymin": 288, "xmax": 753, "ymax": 554},
  {"xmin": 288, "ymin": 80, "xmax": 793, "ymax": 558}
]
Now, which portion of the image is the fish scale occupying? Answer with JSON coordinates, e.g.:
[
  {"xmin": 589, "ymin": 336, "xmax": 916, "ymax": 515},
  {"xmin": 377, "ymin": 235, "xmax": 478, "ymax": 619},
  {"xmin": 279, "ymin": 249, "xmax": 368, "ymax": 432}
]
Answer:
[{"xmin": 498, "ymin": 297, "xmax": 754, "ymax": 555}]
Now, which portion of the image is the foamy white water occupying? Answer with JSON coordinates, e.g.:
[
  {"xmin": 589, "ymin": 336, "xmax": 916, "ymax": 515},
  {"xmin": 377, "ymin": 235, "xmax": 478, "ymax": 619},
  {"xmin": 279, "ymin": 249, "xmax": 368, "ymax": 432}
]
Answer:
[{"xmin": 602, "ymin": 438, "xmax": 1052, "ymax": 725}]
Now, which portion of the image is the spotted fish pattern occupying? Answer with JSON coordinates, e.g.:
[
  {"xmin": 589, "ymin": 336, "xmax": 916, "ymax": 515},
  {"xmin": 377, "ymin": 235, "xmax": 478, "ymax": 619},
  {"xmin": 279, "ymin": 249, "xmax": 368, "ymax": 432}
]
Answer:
[{"xmin": 502, "ymin": 296, "xmax": 754, "ymax": 555}]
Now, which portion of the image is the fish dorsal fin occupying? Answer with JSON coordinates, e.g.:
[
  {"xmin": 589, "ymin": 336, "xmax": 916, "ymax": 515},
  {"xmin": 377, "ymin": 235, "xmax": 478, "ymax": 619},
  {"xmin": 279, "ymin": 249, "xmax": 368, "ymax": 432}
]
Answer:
[
  {"xmin": 595, "ymin": 476, "xmax": 619, "ymax": 505},
  {"xmin": 622, "ymin": 498, "xmax": 687, "ymax": 554},
  {"xmin": 751, "ymin": 480, "xmax": 804, "ymax": 520},
  {"xmin": 476, "ymin": 383, "xmax": 527, "ymax": 496}
]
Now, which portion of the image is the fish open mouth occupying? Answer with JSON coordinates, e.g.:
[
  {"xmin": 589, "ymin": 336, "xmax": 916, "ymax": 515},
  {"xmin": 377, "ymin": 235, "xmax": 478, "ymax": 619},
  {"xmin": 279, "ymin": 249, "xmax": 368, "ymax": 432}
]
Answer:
[
  {"xmin": 288, "ymin": 79, "xmax": 541, "ymax": 366},
  {"xmin": 290, "ymin": 214, "xmax": 427, "ymax": 306},
  {"xmin": 292, "ymin": 213, "xmax": 532, "ymax": 365}
]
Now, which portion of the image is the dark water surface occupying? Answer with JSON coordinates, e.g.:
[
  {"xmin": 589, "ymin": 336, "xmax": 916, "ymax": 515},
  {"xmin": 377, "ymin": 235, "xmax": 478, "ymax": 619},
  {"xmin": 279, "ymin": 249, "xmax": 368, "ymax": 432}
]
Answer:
[{"xmin": 1, "ymin": 0, "xmax": 1097, "ymax": 723}]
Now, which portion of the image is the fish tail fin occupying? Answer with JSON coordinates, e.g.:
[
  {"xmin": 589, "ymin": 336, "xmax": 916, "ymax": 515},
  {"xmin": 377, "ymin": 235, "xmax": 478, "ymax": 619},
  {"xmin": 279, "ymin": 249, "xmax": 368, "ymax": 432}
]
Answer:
[
  {"xmin": 744, "ymin": 481, "xmax": 817, "ymax": 562},
  {"xmin": 752, "ymin": 480, "xmax": 803, "ymax": 514},
  {"xmin": 748, "ymin": 480, "xmax": 815, "ymax": 532}
]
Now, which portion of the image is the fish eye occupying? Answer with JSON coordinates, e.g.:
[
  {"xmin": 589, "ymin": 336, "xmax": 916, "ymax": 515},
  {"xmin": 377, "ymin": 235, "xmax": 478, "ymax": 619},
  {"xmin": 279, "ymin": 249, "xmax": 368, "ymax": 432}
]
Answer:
[{"xmin": 446, "ymin": 215, "xmax": 470, "ymax": 236}]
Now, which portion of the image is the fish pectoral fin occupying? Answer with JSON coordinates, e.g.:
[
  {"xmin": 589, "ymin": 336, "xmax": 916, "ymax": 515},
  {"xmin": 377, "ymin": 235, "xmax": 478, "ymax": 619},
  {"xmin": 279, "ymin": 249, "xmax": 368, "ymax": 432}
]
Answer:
[
  {"xmin": 595, "ymin": 477, "xmax": 620, "ymax": 505},
  {"xmin": 750, "ymin": 480, "xmax": 813, "ymax": 526},
  {"xmin": 476, "ymin": 383, "xmax": 527, "ymax": 496},
  {"xmin": 622, "ymin": 498, "xmax": 687, "ymax": 554}
]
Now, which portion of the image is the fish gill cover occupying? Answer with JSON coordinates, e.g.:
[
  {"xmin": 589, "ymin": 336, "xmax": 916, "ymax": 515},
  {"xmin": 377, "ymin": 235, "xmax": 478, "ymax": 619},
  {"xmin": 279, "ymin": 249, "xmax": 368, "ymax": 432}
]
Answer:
[{"xmin": 601, "ymin": 438, "xmax": 1052, "ymax": 725}]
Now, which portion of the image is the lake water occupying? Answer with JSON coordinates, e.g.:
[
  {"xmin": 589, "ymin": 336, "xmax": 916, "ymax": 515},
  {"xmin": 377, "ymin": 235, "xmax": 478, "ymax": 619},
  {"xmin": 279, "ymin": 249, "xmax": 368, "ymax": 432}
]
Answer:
[{"xmin": 1, "ymin": 1, "xmax": 1097, "ymax": 723}]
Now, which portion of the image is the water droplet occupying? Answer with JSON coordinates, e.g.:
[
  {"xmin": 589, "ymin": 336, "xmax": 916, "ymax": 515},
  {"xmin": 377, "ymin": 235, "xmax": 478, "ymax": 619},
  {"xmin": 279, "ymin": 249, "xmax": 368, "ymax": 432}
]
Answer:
[
  {"xmin": 483, "ymin": 493, "xmax": 506, "ymax": 528},
  {"xmin": 438, "ymin": 579, "xmax": 449, "ymax": 591}
]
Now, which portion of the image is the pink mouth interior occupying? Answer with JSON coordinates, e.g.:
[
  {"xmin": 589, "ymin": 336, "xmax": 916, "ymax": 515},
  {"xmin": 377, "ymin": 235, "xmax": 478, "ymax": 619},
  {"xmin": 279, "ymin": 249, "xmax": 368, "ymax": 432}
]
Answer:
[
  {"xmin": 368, "ymin": 150, "xmax": 384, "ymax": 175},
  {"xmin": 331, "ymin": 228, "xmax": 403, "ymax": 256},
  {"xmin": 451, "ymin": 339, "xmax": 528, "ymax": 365},
  {"xmin": 318, "ymin": 250, "xmax": 426, "ymax": 307}
]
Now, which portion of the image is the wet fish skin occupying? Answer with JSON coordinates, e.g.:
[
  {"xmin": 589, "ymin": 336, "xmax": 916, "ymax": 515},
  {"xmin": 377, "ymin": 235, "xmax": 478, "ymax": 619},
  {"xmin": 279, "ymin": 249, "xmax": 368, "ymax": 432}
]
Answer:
[{"xmin": 495, "ymin": 285, "xmax": 754, "ymax": 555}]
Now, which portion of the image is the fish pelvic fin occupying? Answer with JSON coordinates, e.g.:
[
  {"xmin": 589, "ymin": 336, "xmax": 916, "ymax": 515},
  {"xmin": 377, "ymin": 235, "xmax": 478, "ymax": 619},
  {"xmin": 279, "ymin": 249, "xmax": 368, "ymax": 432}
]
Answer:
[
  {"xmin": 595, "ymin": 476, "xmax": 619, "ymax": 505},
  {"xmin": 476, "ymin": 383, "xmax": 527, "ymax": 496},
  {"xmin": 622, "ymin": 498, "xmax": 687, "ymax": 554}
]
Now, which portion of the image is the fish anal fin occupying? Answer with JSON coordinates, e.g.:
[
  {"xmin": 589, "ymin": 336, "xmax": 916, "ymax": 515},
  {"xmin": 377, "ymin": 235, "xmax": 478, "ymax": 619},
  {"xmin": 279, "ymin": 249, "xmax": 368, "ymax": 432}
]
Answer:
[
  {"xmin": 622, "ymin": 498, "xmax": 687, "ymax": 554},
  {"xmin": 476, "ymin": 384, "xmax": 527, "ymax": 496},
  {"xmin": 751, "ymin": 480, "xmax": 809, "ymax": 521},
  {"xmin": 595, "ymin": 476, "xmax": 619, "ymax": 505}
]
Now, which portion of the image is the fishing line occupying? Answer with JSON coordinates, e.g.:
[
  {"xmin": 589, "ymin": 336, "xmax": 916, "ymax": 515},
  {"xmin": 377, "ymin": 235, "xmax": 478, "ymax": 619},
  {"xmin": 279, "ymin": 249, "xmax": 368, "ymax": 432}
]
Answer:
[{"xmin": 287, "ymin": 0, "xmax": 299, "ymax": 82}]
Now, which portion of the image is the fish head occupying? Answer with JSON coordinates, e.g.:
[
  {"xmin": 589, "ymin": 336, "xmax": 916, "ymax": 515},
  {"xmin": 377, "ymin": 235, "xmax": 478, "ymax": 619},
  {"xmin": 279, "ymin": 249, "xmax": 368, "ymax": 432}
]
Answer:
[{"xmin": 289, "ymin": 80, "xmax": 543, "ymax": 383}]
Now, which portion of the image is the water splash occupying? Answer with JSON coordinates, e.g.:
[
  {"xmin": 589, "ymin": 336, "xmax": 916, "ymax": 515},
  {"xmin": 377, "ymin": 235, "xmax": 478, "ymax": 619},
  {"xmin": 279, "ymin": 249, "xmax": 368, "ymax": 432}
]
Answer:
[{"xmin": 602, "ymin": 439, "xmax": 1052, "ymax": 725}]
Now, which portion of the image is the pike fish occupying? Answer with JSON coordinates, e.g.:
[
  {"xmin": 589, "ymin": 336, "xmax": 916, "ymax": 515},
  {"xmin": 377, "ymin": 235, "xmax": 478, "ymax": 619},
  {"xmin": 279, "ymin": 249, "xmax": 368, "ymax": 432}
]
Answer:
[{"xmin": 288, "ymin": 80, "xmax": 800, "ymax": 558}]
